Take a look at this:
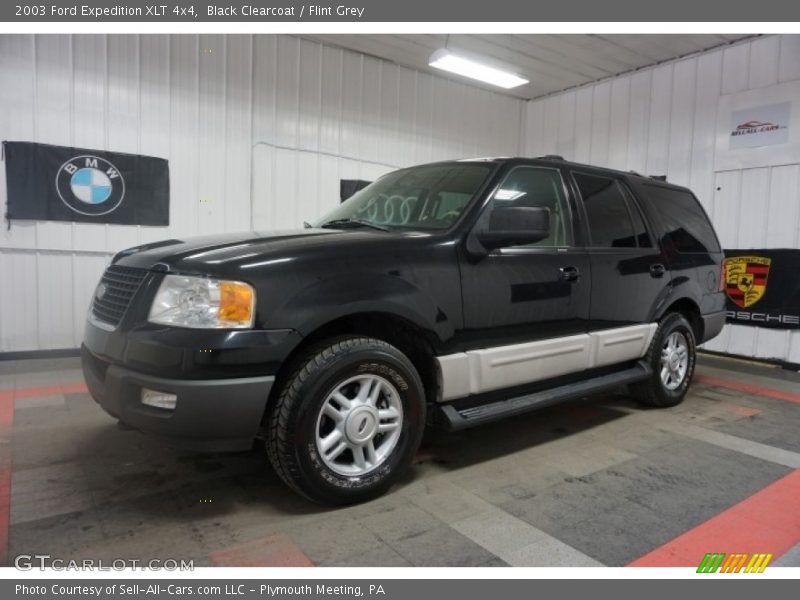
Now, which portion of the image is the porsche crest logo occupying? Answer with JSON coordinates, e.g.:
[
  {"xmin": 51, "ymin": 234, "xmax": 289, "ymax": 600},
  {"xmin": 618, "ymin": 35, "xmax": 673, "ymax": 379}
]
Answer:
[{"xmin": 724, "ymin": 256, "xmax": 771, "ymax": 308}]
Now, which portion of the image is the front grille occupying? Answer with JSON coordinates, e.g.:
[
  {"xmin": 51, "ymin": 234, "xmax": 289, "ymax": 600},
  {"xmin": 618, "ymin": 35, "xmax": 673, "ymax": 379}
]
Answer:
[{"xmin": 91, "ymin": 265, "xmax": 148, "ymax": 327}]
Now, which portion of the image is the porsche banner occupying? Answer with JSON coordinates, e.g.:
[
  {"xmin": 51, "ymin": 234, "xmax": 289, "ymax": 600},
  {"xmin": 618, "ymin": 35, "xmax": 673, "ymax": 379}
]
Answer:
[
  {"xmin": 723, "ymin": 249, "xmax": 800, "ymax": 329},
  {"xmin": 3, "ymin": 141, "xmax": 169, "ymax": 226}
]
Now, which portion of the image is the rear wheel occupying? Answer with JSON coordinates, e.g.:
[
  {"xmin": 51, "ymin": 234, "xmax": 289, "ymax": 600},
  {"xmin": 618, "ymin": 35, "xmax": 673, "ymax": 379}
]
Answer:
[
  {"xmin": 630, "ymin": 313, "xmax": 696, "ymax": 407},
  {"xmin": 266, "ymin": 336, "xmax": 425, "ymax": 505}
]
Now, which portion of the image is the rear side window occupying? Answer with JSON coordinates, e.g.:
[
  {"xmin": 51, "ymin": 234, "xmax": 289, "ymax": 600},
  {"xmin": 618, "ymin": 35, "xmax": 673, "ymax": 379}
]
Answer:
[
  {"xmin": 643, "ymin": 185, "xmax": 721, "ymax": 253},
  {"xmin": 573, "ymin": 172, "xmax": 638, "ymax": 248}
]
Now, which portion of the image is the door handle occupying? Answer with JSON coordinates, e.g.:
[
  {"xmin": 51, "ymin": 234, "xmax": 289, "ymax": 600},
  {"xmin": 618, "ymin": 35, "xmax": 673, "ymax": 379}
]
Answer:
[
  {"xmin": 560, "ymin": 266, "xmax": 580, "ymax": 282},
  {"xmin": 650, "ymin": 263, "xmax": 667, "ymax": 278}
]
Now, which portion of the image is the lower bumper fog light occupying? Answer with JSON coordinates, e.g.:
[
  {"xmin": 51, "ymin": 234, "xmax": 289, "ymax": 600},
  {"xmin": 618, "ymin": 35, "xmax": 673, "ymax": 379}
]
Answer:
[{"xmin": 141, "ymin": 388, "xmax": 177, "ymax": 410}]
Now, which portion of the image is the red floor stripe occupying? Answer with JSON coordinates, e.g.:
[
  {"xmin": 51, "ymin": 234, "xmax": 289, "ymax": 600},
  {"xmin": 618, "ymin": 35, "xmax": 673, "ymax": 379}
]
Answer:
[
  {"xmin": 0, "ymin": 381, "xmax": 89, "ymax": 564},
  {"xmin": 629, "ymin": 469, "xmax": 800, "ymax": 567},
  {"xmin": 0, "ymin": 394, "xmax": 14, "ymax": 566},
  {"xmin": 0, "ymin": 463, "xmax": 10, "ymax": 567},
  {"xmin": 12, "ymin": 382, "xmax": 88, "ymax": 400},
  {"xmin": 209, "ymin": 534, "xmax": 314, "ymax": 567},
  {"xmin": 695, "ymin": 374, "xmax": 800, "ymax": 405},
  {"xmin": 723, "ymin": 404, "xmax": 762, "ymax": 418}
]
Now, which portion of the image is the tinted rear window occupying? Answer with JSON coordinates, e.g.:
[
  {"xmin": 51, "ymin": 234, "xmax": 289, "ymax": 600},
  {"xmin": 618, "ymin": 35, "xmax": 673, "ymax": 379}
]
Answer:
[
  {"xmin": 643, "ymin": 185, "xmax": 721, "ymax": 253},
  {"xmin": 573, "ymin": 172, "xmax": 638, "ymax": 248}
]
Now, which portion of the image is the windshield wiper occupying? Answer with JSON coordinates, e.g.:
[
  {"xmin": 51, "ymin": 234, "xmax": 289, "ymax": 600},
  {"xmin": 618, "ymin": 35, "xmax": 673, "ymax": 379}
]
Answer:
[{"xmin": 319, "ymin": 218, "xmax": 390, "ymax": 232}]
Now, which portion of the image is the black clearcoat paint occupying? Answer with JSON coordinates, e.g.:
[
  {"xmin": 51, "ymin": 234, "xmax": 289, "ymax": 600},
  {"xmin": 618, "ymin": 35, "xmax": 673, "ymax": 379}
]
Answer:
[{"xmin": 82, "ymin": 157, "xmax": 725, "ymax": 449}]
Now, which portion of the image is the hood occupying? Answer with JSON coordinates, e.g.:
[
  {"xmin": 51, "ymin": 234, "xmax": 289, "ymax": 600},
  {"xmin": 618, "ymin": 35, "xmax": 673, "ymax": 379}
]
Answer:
[{"xmin": 112, "ymin": 228, "xmax": 430, "ymax": 274}]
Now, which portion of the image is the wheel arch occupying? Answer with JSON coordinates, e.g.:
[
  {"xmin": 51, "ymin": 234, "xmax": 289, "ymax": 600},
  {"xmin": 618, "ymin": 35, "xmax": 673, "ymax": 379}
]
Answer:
[
  {"xmin": 659, "ymin": 297, "xmax": 703, "ymax": 341},
  {"xmin": 265, "ymin": 311, "xmax": 441, "ymax": 421}
]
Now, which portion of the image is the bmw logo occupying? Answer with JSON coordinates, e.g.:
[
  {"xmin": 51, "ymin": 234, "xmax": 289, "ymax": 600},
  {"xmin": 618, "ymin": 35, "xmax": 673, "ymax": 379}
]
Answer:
[{"xmin": 56, "ymin": 155, "xmax": 125, "ymax": 216}]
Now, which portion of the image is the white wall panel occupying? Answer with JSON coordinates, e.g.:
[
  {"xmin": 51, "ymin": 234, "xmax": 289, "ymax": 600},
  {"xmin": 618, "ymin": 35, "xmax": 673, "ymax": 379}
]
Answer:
[
  {"xmin": 524, "ymin": 34, "xmax": 800, "ymax": 364},
  {"xmin": 737, "ymin": 168, "xmax": 771, "ymax": 248},
  {"xmin": 431, "ymin": 77, "xmax": 448, "ymax": 160},
  {"xmin": 747, "ymin": 36, "xmax": 780, "ymax": 90},
  {"xmin": 666, "ymin": 58, "xmax": 696, "ymax": 186},
  {"xmin": 396, "ymin": 67, "xmax": 416, "ymax": 166},
  {"xmin": 713, "ymin": 170, "xmax": 742, "ymax": 249},
  {"xmin": 1, "ymin": 34, "xmax": 523, "ymax": 352},
  {"xmin": 689, "ymin": 50, "xmax": 723, "ymax": 215},
  {"xmin": 607, "ymin": 78, "xmax": 630, "ymax": 168},
  {"xmin": 361, "ymin": 57, "xmax": 382, "ymax": 161},
  {"xmin": 413, "ymin": 72, "xmax": 434, "ymax": 164},
  {"xmin": 721, "ymin": 42, "xmax": 751, "ymax": 95},
  {"xmin": 36, "ymin": 253, "xmax": 74, "ymax": 349},
  {"xmin": 557, "ymin": 90, "xmax": 577, "ymax": 160},
  {"xmin": 766, "ymin": 165, "xmax": 800, "ymax": 247},
  {"xmin": 779, "ymin": 35, "xmax": 800, "ymax": 83},
  {"xmin": 645, "ymin": 65, "xmax": 673, "ymax": 177},
  {"xmin": 542, "ymin": 95, "xmax": 559, "ymax": 153},
  {"xmin": 196, "ymin": 34, "xmax": 226, "ymax": 237},
  {"xmin": 573, "ymin": 86, "xmax": 593, "ymax": 164},
  {"xmin": 0, "ymin": 253, "xmax": 38, "ymax": 351},
  {"xmin": 589, "ymin": 82, "xmax": 611, "ymax": 166},
  {"xmin": 626, "ymin": 70, "xmax": 652, "ymax": 175},
  {"xmin": 524, "ymin": 97, "xmax": 545, "ymax": 158}
]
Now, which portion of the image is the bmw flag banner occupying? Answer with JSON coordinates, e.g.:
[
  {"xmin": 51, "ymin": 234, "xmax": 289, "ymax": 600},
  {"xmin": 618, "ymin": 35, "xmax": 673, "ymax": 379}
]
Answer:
[{"xmin": 3, "ymin": 141, "xmax": 169, "ymax": 226}]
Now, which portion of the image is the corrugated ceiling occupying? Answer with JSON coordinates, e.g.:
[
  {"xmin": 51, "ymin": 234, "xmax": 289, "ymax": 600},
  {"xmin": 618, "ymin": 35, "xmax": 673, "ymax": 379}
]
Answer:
[{"xmin": 299, "ymin": 34, "xmax": 755, "ymax": 100}]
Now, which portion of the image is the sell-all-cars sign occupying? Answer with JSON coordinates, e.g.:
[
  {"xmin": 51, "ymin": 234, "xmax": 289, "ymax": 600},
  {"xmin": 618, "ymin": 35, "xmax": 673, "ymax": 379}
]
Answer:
[{"xmin": 729, "ymin": 102, "xmax": 791, "ymax": 149}]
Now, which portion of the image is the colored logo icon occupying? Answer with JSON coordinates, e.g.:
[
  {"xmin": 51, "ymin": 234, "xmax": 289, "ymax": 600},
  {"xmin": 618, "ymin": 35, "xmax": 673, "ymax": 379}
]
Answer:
[
  {"xmin": 697, "ymin": 552, "xmax": 772, "ymax": 573},
  {"xmin": 56, "ymin": 155, "xmax": 125, "ymax": 216},
  {"xmin": 723, "ymin": 256, "xmax": 771, "ymax": 308}
]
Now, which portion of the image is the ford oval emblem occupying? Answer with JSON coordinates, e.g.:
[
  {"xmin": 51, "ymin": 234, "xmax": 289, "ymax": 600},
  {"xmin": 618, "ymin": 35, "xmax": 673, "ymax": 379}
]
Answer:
[{"xmin": 95, "ymin": 282, "xmax": 107, "ymax": 300}]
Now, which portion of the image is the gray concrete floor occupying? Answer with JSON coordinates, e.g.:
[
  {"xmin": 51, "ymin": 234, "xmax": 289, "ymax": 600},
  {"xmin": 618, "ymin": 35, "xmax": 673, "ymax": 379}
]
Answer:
[{"xmin": 2, "ymin": 354, "xmax": 799, "ymax": 567}]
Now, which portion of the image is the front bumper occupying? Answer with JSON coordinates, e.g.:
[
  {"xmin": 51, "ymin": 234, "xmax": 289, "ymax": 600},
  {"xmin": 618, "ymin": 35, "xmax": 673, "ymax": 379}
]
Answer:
[{"xmin": 82, "ymin": 344, "xmax": 274, "ymax": 452}]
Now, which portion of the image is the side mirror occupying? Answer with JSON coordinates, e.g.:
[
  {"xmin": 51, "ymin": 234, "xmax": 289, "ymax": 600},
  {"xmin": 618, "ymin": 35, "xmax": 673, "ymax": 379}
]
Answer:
[{"xmin": 475, "ymin": 206, "xmax": 551, "ymax": 251}]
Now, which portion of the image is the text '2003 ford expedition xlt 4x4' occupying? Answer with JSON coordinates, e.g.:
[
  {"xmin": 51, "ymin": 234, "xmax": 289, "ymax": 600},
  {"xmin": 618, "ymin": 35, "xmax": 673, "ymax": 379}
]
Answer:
[{"xmin": 82, "ymin": 156, "xmax": 726, "ymax": 504}]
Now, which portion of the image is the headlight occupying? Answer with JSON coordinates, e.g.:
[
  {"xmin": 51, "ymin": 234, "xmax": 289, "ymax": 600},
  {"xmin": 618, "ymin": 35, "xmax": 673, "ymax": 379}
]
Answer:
[{"xmin": 148, "ymin": 274, "xmax": 256, "ymax": 329}]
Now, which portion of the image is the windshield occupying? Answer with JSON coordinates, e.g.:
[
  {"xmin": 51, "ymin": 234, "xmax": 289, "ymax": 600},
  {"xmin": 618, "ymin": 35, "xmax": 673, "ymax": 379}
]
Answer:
[{"xmin": 314, "ymin": 163, "xmax": 494, "ymax": 231}]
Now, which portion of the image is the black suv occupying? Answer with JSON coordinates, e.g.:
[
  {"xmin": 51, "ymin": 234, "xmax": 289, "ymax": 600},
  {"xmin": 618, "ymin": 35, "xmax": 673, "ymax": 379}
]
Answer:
[{"xmin": 82, "ymin": 157, "xmax": 726, "ymax": 504}]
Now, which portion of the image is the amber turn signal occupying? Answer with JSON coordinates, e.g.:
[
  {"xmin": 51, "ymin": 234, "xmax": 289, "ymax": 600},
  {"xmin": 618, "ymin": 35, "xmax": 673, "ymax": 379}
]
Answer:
[{"xmin": 218, "ymin": 281, "xmax": 255, "ymax": 325}]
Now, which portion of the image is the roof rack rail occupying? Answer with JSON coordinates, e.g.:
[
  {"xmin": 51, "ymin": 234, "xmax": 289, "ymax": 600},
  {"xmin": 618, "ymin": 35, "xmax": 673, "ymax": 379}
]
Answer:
[
  {"xmin": 649, "ymin": 175, "xmax": 667, "ymax": 181},
  {"xmin": 538, "ymin": 155, "xmax": 565, "ymax": 161},
  {"xmin": 628, "ymin": 170, "xmax": 643, "ymax": 176}
]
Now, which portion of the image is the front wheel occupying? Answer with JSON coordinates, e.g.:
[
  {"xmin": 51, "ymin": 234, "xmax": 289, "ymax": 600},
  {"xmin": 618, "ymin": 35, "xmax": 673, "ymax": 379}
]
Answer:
[
  {"xmin": 266, "ymin": 336, "xmax": 426, "ymax": 505},
  {"xmin": 630, "ymin": 313, "xmax": 696, "ymax": 408}
]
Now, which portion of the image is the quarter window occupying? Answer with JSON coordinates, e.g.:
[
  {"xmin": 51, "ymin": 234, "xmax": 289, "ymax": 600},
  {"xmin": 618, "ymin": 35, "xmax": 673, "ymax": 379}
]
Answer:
[
  {"xmin": 643, "ymin": 185, "xmax": 721, "ymax": 253},
  {"xmin": 485, "ymin": 167, "xmax": 573, "ymax": 247}
]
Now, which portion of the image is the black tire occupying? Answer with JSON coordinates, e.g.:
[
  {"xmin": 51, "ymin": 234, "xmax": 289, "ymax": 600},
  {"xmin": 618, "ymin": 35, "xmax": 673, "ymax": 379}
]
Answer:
[
  {"xmin": 266, "ymin": 336, "xmax": 426, "ymax": 505},
  {"xmin": 630, "ymin": 313, "xmax": 696, "ymax": 408}
]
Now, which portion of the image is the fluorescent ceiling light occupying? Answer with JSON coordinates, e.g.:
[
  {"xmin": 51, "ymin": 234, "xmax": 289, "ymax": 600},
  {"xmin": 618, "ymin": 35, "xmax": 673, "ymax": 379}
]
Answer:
[
  {"xmin": 494, "ymin": 189, "xmax": 527, "ymax": 201},
  {"xmin": 429, "ymin": 49, "xmax": 529, "ymax": 89}
]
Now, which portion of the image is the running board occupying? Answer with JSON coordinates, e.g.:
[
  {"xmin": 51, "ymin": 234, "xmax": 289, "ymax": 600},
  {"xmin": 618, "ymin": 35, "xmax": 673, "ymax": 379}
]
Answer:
[{"xmin": 438, "ymin": 361, "xmax": 652, "ymax": 431}]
